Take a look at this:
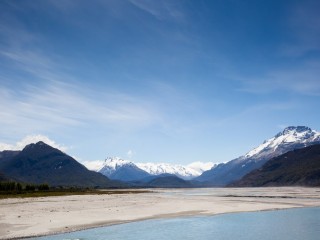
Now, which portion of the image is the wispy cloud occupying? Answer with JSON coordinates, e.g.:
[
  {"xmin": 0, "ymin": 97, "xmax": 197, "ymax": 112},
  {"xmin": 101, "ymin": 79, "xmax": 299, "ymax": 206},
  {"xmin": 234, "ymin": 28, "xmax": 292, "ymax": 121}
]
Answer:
[
  {"xmin": 0, "ymin": 80, "xmax": 159, "ymax": 139},
  {"xmin": 80, "ymin": 160, "xmax": 105, "ymax": 171},
  {"xmin": 0, "ymin": 44, "xmax": 197, "ymax": 146},
  {"xmin": 0, "ymin": 49, "xmax": 67, "ymax": 86},
  {"xmin": 187, "ymin": 161, "xmax": 216, "ymax": 172},
  {"xmin": 0, "ymin": 20, "xmax": 162, "ymax": 138}
]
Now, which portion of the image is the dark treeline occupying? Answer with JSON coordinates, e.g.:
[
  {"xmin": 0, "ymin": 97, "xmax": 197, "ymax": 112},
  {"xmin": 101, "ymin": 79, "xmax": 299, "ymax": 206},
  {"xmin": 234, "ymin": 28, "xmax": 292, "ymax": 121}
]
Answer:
[{"xmin": 0, "ymin": 182, "xmax": 49, "ymax": 192}]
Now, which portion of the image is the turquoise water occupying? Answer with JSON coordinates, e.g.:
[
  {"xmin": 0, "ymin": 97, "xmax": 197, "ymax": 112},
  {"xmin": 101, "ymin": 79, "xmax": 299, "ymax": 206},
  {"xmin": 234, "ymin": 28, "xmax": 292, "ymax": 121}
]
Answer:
[{"xmin": 33, "ymin": 207, "xmax": 320, "ymax": 240}]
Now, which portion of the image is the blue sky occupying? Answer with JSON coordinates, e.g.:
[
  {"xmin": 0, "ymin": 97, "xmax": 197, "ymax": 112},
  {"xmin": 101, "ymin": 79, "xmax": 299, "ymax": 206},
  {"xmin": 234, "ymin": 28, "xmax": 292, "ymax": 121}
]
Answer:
[{"xmin": 1, "ymin": 0, "xmax": 320, "ymax": 164}]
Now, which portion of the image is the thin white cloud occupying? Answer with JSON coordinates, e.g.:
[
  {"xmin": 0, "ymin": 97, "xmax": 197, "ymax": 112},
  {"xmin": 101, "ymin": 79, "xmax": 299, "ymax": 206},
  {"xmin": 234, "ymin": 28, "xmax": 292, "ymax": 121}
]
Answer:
[
  {"xmin": 0, "ymin": 40, "xmax": 203, "ymax": 141},
  {"xmin": 80, "ymin": 160, "xmax": 105, "ymax": 171},
  {"xmin": 0, "ymin": 3, "xmax": 196, "ymax": 143},
  {"xmin": 0, "ymin": 80, "xmax": 159, "ymax": 138},
  {"xmin": 0, "ymin": 35, "xmax": 162, "ymax": 137},
  {"xmin": 0, "ymin": 135, "xmax": 67, "ymax": 152},
  {"xmin": 187, "ymin": 161, "xmax": 216, "ymax": 172},
  {"xmin": 0, "ymin": 48, "xmax": 71, "ymax": 85}
]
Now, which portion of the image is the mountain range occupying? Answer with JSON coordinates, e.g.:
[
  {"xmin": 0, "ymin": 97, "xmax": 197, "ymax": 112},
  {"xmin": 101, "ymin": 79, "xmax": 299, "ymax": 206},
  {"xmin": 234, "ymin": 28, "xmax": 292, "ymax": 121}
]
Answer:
[
  {"xmin": 1, "ymin": 126, "xmax": 319, "ymax": 188},
  {"xmin": 84, "ymin": 157, "xmax": 215, "ymax": 181},
  {"xmin": 85, "ymin": 126, "xmax": 320, "ymax": 185},
  {"xmin": 195, "ymin": 126, "xmax": 320, "ymax": 186}
]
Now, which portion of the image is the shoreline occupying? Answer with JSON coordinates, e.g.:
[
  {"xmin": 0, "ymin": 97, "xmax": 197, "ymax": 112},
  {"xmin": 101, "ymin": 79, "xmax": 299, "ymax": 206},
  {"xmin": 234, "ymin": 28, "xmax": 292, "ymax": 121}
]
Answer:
[
  {"xmin": 22, "ymin": 207, "xmax": 319, "ymax": 240},
  {"xmin": 16, "ymin": 210, "xmax": 207, "ymax": 240},
  {"xmin": 16, "ymin": 207, "xmax": 316, "ymax": 240},
  {"xmin": 1, "ymin": 187, "xmax": 319, "ymax": 239}
]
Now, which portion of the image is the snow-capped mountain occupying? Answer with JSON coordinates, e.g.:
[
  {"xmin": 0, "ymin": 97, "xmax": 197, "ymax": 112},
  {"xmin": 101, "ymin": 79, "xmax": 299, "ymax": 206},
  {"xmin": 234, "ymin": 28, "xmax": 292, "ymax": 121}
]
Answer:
[
  {"xmin": 196, "ymin": 126, "xmax": 320, "ymax": 186},
  {"xmin": 136, "ymin": 162, "xmax": 205, "ymax": 180},
  {"xmin": 243, "ymin": 126, "xmax": 320, "ymax": 160},
  {"xmin": 98, "ymin": 157, "xmax": 151, "ymax": 181},
  {"xmin": 99, "ymin": 157, "xmax": 133, "ymax": 177},
  {"xmin": 83, "ymin": 157, "xmax": 215, "ymax": 181}
]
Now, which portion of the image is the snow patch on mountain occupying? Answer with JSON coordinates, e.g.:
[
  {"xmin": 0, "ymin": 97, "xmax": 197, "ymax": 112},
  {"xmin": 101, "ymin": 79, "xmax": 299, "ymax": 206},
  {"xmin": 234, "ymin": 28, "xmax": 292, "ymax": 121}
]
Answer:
[
  {"xmin": 187, "ymin": 161, "xmax": 216, "ymax": 173},
  {"xmin": 98, "ymin": 157, "xmax": 134, "ymax": 177},
  {"xmin": 136, "ymin": 162, "xmax": 199, "ymax": 179}
]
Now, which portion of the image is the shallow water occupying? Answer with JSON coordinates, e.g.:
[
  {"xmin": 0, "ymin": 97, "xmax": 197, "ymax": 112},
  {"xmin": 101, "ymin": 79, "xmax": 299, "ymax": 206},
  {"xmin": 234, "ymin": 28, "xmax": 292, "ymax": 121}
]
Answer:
[{"xmin": 32, "ymin": 207, "xmax": 320, "ymax": 240}]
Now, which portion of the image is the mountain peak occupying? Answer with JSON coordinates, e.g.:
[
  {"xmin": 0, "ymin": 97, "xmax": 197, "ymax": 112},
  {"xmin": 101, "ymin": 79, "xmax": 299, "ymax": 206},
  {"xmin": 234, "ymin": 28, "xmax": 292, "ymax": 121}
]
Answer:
[
  {"xmin": 244, "ymin": 126, "xmax": 320, "ymax": 159},
  {"xmin": 99, "ymin": 157, "xmax": 148, "ymax": 180},
  {"xmin": 99, "ymin": 157, "xmax": 134, "ymax": 177},
  {"xmin": 22, "ymin": 141, "xmax": 50, "ymax": 151},
  {"xmin": 277, "ymin": 126, "xmax": 312, "ymax": 136},
  {"xmin": 104, "ymin": 157, "xmax": 132, "ymax": 166}
]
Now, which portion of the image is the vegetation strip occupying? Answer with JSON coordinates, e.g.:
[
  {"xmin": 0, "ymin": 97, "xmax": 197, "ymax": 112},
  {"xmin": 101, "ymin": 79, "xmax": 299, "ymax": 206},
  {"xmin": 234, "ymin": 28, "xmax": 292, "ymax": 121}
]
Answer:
[{"xmin": 0, "ymin": 182, "xmax": 151, "ymax": 199}]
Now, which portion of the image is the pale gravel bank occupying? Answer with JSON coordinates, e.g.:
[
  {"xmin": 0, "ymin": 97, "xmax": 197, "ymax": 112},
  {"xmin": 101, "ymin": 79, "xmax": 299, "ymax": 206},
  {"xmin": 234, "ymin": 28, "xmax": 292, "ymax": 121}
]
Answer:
[{"xmin": 0, "ymin": 187, "xmax": 319, "ymax": 239}]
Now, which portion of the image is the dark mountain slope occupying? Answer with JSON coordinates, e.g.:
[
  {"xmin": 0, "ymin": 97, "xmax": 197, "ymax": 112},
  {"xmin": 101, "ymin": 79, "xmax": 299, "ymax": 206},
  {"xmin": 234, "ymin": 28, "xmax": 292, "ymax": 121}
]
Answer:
[
  {"xmin": 0, "ymin": 150, "xmax": 20, "ymax": 182},
  {"xmin": 195, "ymin": 159, "xmax": 267, "ymax": 187},
  {"xmin": 0, "ymin": 150, "xmax": 20, "ymax": 167},
  {"xmin": 109, "ymin": 165, "xmax": 151, "ymax": 181},
  {"xmin": 136, "ymin": 173, "xmax": 175, "ymax": 183},
  {"xmin": 231, "ymin": 144, "xmax": 320, "ymax": 187},
  {"xmin": 0, "ymin": 142, "xmax": 122, "ymax": 188}
]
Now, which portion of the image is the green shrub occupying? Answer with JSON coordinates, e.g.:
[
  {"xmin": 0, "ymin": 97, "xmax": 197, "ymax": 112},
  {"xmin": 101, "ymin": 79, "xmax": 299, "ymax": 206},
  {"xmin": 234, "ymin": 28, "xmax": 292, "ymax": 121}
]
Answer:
[
  {"xmin": 38, "ymin": 183, "xmax": 49, "ymax": 191},
  {"xmin": 25, "ymin": 184, "xmax": 36, "ymax": 191},
  {"xmin": 0, "ymin": 182, "xmax": 16, "ymax": 191}
]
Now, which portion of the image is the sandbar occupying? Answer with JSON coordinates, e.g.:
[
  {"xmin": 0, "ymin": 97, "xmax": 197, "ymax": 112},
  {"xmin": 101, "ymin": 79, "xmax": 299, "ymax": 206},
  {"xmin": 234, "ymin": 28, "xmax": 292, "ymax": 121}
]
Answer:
[{"xmin": 0, "ymin": 187, "xmax": 319, "ymax": 239}]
